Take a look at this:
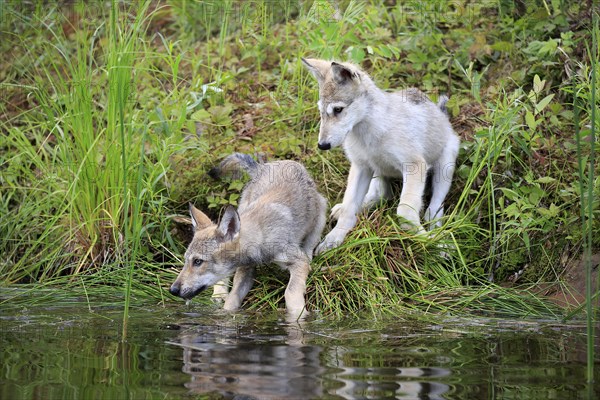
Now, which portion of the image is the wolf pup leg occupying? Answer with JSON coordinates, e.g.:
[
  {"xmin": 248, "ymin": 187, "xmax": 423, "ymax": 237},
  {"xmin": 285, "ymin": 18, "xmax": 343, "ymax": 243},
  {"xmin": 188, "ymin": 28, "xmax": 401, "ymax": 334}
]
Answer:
[{"xmin": 316, "ymin": 163, "xmax": 373, "ymax": 254}]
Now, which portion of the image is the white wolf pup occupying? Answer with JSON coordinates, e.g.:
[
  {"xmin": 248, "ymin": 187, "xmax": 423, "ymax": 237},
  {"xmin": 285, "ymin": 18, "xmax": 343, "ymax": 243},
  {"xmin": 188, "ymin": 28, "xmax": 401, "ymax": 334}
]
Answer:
[
  {"xmin": 170, "ymin": 153, "xmax": 327, "ymax": 318},
  {"xmin": 302, "ymin": 58, "xmax": 460, "ymax": 254}
]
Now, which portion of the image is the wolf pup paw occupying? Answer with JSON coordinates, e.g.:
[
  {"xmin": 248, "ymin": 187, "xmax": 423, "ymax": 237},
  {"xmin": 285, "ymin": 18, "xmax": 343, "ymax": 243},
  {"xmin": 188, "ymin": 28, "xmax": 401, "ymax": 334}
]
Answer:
[
  {"xmin": 396, "ymin": 204, "xmax": 426, "ymax": 233},
  {"xmin": 330, "ymin": 203, "xmax": 343, "ymax": 220},
  {"xmin": 315, "ymin": 228, "xmax": 348, "ymax": 255}
]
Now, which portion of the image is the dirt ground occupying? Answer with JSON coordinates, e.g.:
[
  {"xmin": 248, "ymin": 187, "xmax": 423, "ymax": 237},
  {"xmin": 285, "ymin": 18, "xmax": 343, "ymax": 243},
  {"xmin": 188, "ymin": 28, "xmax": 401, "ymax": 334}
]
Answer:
[{"xmin": 542, "ymin": 252, "xmax": 600, "ymax": 309}]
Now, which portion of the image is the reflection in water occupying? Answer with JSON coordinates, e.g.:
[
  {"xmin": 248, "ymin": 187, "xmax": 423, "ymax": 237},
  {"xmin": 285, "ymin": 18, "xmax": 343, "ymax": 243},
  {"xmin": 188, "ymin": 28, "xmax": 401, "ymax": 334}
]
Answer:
[
  {"xmin": 332, "ymin": 366, "xmax": 450, "ymax": 399},
  {"xmin": 2, "ymin": 297, "xmax": 597, "ymax": 400},
  {"xmin": 171, "ymin": 321, "xmax": 452, "ymax": 400},
  {"xmin": 172, "ymin": 328, "xmax": 325, "ymax": 399},
  {"xmin": 168, "ymin": 316, "xmax": 600, "ymax": 399}
]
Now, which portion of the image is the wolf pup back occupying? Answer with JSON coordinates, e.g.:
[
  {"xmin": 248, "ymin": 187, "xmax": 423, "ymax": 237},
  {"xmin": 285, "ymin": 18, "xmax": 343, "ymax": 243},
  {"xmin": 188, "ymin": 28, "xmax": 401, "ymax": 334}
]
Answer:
[{"xmin": 208, "ymin": 152, "xmax": 260, "ymax": 180}]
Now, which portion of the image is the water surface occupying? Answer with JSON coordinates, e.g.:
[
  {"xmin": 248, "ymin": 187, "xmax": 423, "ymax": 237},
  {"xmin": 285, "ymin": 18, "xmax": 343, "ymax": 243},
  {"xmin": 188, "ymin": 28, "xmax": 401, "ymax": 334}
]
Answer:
[{"xmin": 1, "ymin": 292, "xmax": 598, "ymax": 399}]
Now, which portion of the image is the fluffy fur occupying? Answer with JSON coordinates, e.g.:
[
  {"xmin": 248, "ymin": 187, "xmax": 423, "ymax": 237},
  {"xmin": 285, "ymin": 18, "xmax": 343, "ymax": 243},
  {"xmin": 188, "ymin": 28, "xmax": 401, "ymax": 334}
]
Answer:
[
  {"xmin": 170, "ymin": 153, "xmax": 327, "ymax": 318},
  {"xmin": 302, "ymin": 58, "xmax": 460, "ymax": 254}
]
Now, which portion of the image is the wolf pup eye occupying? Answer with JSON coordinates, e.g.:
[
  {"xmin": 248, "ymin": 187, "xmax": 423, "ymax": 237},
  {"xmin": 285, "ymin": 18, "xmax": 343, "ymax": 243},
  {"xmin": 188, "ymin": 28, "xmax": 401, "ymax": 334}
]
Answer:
[
  {"xmin": 332, "ymin": 106, "xmax": 344, "ymax": 115},
  {"xmin": 192, "ymin": 258, "xmax": 204, "ymax": 267}
]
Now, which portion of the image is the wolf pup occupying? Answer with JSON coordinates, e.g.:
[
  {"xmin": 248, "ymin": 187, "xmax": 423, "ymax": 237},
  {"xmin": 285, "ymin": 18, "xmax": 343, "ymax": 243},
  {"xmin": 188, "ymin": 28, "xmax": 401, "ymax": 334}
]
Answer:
[
  {"xmin": 170, "ymin": 153, "xmax": 327, "ymax": 318},
  {"xmin": 302, "ymin": 58, "xmax": 460, "ymax": 254}
]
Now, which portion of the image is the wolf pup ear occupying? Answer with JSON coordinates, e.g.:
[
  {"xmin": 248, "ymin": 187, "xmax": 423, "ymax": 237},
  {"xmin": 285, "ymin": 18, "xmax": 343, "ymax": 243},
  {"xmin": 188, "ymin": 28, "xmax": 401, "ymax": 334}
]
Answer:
[
  {"xmin": 331, "ymin": 62, "xmax": 358, "ymax": 85},
  {"xmin": 301, "ymin": 58, "xmax": 329, "ymax": 83},
  {"xmin": 217, "ymin": 206, "xmax": 240, "ymax": 241},
  {"xmin": 189, "ymin": 203, "xmax": 213, "ymax": 231}
]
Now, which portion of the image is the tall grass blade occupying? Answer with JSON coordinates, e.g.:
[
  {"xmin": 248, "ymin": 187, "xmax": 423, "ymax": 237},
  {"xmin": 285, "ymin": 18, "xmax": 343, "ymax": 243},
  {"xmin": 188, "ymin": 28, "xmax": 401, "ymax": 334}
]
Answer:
[
  {"xmin": 584, "ymin": 9, "xmax": 597, "ymax": 385},
  {"xmin": 103, "ymin": 0, "xmax": 152, "ymax": 339},
  {"xmin": 572, "ymin": 9, "xmax": 598, "ymax": 385}
]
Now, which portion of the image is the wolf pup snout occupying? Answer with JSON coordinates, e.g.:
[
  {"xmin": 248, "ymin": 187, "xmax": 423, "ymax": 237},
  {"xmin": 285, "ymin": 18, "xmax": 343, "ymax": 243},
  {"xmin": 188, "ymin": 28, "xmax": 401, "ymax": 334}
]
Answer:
[
  {"xmin": 169, "ymin": 284, "xmax": 180, "ymax": 297},
  {"xmin": 170, "ymin": 153, "xmax": 327, "ymax": 319},
  {"xmin": 318, "ymin": 142, "xmax": 331, "ymax": 150},
  {"xmin": 169, "ymin": 280, "xmax": 206, "ymax": 299}
]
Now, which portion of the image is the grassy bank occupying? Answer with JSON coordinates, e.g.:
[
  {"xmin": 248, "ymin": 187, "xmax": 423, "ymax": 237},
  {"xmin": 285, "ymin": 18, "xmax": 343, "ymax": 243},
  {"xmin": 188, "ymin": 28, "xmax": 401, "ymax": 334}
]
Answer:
[{"xmin": 1, "ymin": 0, "xmax": 598, "ymax": 326}]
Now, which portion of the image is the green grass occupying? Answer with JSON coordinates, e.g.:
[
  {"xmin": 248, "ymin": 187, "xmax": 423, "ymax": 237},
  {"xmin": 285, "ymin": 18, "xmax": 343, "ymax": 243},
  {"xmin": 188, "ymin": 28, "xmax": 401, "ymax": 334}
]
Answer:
[
  {"xmin": 587, "ymin": 14, "xmax": 598, "ymax": 385},
  {"xmin": 0, "ymin": 0, "xmax": 598, "ymax": 339},
  {"xmin": 575, "ymin": 9, "xmax": 598, "ymax": 385},
  {"xmin": 0, "ymin": 2, "xmax": 193, "ymax": 317}
]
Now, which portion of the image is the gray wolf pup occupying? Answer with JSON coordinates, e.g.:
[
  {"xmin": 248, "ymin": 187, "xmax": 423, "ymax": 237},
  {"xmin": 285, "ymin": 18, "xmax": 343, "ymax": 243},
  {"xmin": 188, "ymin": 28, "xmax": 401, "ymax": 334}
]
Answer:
[
  {"xmin": 302, "ymin": 58, "xmax": 460, "ymax": 254},
  {"xmin": 169, "ymin": 153, "xmax": 327, "ymax": 318}
]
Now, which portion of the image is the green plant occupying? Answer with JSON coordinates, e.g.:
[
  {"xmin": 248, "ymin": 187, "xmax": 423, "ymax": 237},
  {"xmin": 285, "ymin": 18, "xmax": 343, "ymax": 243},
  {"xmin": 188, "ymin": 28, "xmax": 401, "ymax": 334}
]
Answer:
[{"xmin": 0, "ymin": 2, "xmax": 192, "ymax": 300}]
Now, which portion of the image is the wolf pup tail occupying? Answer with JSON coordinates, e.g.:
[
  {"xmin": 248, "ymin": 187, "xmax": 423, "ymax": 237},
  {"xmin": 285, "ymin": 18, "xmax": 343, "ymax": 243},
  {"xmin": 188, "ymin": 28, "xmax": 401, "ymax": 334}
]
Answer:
[
  {"xmin": 437, "ymin": 94, "xmax": 449, "ymax": 116},
  {"xmin": 208, "ymin": 153, "xmax": 260, "ymax": 180}
]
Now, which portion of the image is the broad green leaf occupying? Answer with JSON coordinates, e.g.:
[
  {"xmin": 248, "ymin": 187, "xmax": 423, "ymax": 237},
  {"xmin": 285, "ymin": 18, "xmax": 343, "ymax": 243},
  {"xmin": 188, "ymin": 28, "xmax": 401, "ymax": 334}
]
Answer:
[
  {"xmin": 535, "ymin": 93, "xmax": 555, "ymax": 113},
  {"xmin": 539, "ymin": 38, "xmax": 558, "ymax": 55},
  {"xmin": 536, "ymin": 176, "xmax": 556, "ymax": 184},
  {"xmin": 525, "ymin": 111, "xmax": 537, "ymax": 130},
  {"xmin": 190, "ymin": 109, "xmax": 211, "ymax": 122},
  {"xmin": 533, "ymin": 74, "xmax": 545, "ymax": 94}
]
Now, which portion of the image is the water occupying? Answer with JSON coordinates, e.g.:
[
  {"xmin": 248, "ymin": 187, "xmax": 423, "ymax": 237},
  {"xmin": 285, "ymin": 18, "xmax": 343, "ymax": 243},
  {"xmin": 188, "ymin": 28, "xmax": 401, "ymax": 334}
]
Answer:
[{"xmin": 1, "ymin": 295, "xmax": 598, "ymax": 399}]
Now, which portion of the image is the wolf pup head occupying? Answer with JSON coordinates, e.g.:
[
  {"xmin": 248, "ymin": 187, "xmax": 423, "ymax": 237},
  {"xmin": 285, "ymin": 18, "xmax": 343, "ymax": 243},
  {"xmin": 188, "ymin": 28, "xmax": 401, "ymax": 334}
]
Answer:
[
  {"xmin": 169, "ymin": 204, "xmax": 240, "ymax": 300},
  {"xmin": 302, "ymin": 58, "xmax": 368, "ymax": 151}
]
